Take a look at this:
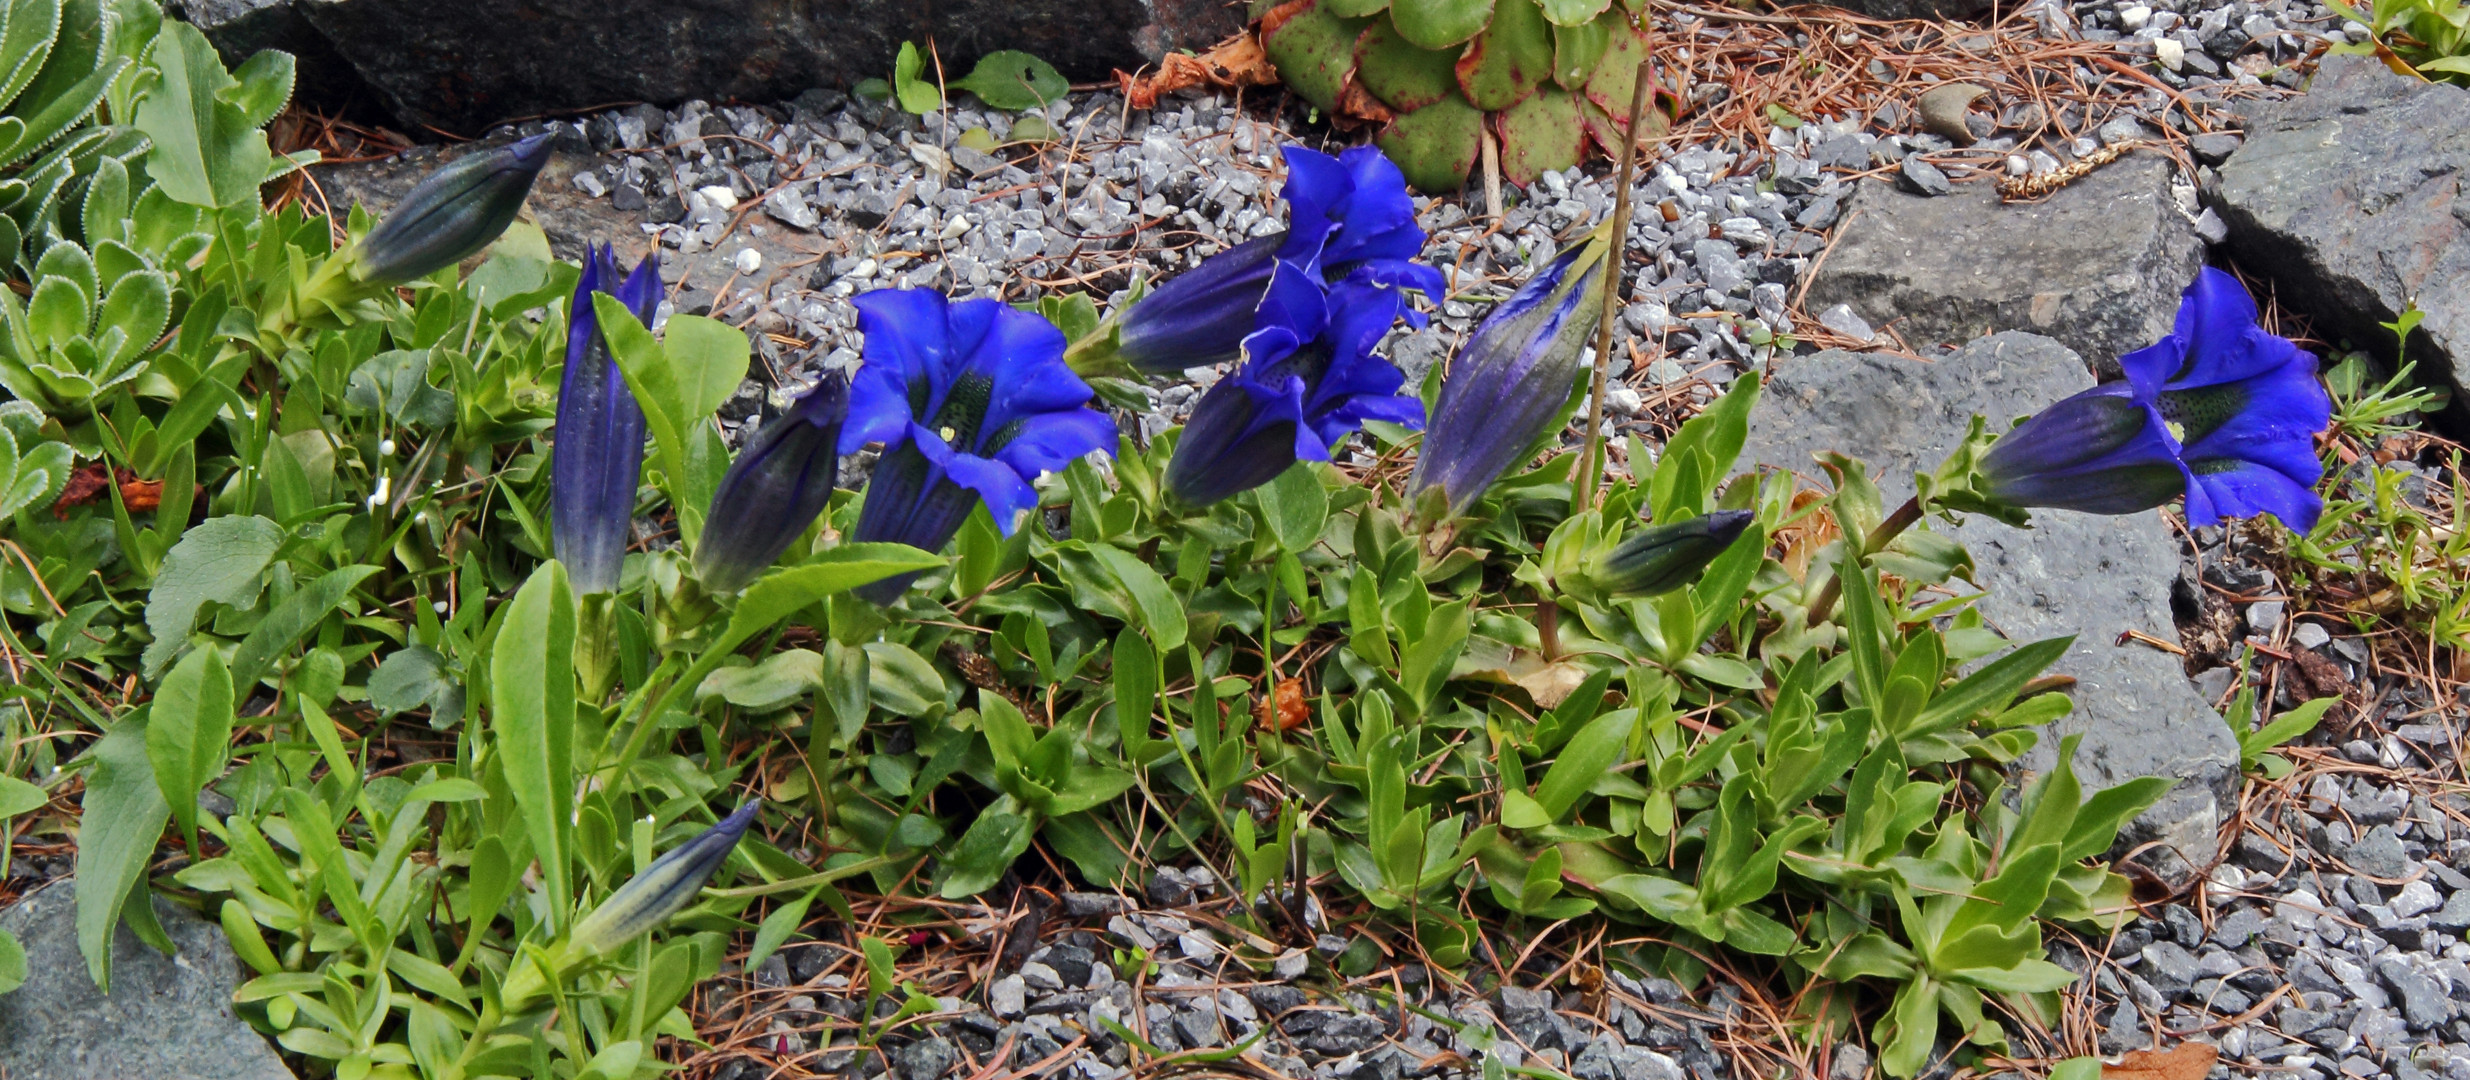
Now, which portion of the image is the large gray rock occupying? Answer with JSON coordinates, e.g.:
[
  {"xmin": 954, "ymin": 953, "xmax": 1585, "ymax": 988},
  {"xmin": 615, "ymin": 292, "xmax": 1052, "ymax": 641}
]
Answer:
[
  {"xmin": 175, "ymin": 0, "xmax": 1249, "ymax": 132},
  {"xmin": 1802, "ymin": 152, "xmax": 2204, "ymax": 376},
  {"xmin": 2215, "ymin": 54, "xmax": 2470, "ymax": 430},
  {"xmin": 0, "ymin": 880, "xmax": 295, "ymax": 1080},
  {"xmin": 1742, "ymin": 332, "xmax": 2235, "ymax": 886}
]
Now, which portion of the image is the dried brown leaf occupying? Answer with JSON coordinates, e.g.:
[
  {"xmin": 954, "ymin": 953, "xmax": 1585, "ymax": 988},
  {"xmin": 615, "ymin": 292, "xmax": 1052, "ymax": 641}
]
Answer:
[{"xmin": 2103, "ymin": 1042, "xmax": 2217, "ymax": 1080}]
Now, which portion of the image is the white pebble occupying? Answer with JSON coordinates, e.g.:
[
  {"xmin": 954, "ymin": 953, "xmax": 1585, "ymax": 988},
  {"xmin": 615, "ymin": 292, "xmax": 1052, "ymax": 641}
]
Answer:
[
  {"xmin": 734, "ymin": 248, "xmax": 763, "ymax": 275},
  {"xmin": 695, "ymin": 184, "xmax": 739, "ymax": 211}
]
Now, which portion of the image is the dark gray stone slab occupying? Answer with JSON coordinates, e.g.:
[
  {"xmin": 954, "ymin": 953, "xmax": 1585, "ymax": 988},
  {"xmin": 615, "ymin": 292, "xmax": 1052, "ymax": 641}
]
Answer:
[
  {"xmin": 1741, "ymin": 332, "xmax": 2236, "ymax": 886},
  {"xmin": 0, "ymin": 880, "xmax": 295, "ymax": 1080},
  {"xmin": 2214, "ymin": 54, "xmax": 2470, "ymax": 431},
  {"xmin": 173, "ymin": 0, "xmax": 1248, "ymax": 132},
  {"xmin": 1802, "ymin": 152, "xmax": 2204, "ymax": 377}
]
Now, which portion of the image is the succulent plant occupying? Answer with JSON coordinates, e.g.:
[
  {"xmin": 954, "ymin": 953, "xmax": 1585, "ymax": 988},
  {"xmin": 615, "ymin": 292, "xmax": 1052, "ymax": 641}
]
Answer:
[{"xmin": 1257, "ymin": 0, "xmax": 1682, "ymax": 192}]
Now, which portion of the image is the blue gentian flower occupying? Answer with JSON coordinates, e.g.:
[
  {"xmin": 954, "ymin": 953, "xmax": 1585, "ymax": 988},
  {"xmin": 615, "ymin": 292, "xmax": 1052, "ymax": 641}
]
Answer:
[
  {"xmin": 1115, "ymin": 145, "xmax": 1445, "ymax": 375},
  {"xmin": 552, "ymin": 245, "xmax": 659, "ymax": 595},
  {"xmin": 846, "ymin": 290, "xmax": 1118, "ymax": 602},
  {"xmin": 1165, "ymin": 272, "xmax": 1426, "ymax": 506},
  {"xmin": 1981, "ymin": 267, "xmax": 2328, "ymax": 530},
  {"xmin": 1408, "ymin": 237, "xmax": 1607, "ymax": 515},
  {"xmin": 693, "ymin": 374, "xmax": 850, "ymax": 594}
]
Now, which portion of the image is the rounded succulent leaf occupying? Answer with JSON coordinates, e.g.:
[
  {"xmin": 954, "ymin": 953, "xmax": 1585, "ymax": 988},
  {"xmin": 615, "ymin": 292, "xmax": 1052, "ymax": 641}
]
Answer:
[
  {"xmin": 1551, "ymin": 15, "xmax": 1612, "ymax": 90},
  {"xmin": 1390, "ymin": 0, "xmax": 1497, "ymax": 49},
  {"xmin": 1581, "ymin": 17, "xmax": 1656, "ymax": 117},
  {"xmin": 1374, "ymin": 93, "xmax": 1485, "ymax": 192},
  {"xmin": 1537, "ymin": 0, "xmax": 1612, "ymax": 24},
  {"xmin": 1454, "ymin": 0, "xmax": 1553, "ymax": 111},
  {"xmin": 1497, "ymin": 85, "xmax": 1584, "ymax": 183},
  {"xmin": 1323, "ymin": 0, "xmax": 1395, "ymax": 14},
  {"xmin": 1354, "ymin": 17, "xmax": 1462, "ymax": 112},
  {"xmin": 1263, "ymin": 0, "xmax": 1377, "ymax": 112}
]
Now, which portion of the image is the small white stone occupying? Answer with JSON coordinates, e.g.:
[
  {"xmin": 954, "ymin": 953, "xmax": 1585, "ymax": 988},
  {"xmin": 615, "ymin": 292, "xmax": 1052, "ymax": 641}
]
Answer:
[
  {"xmin": 695, "ymin": 184, "xmax": 739, "ymax": 210},
  {"xmin": 734, "ymin": 247, "xmax": 763, "ymax": 275},
  {"xmin": 2153, "ymin": 37, "xmax": 2185, "ymax": 72},
  {"xmin": 1020, "ymin": 961, "xmax": 1064, "ymax": 991},
  {"xmin": 989, "ymin": 974, "xmax": 1027, "ymax": 1017},
  {"xmin": 2120, "ymin": 4, "xmax": 2152, "ymax": 30},
  {"xmin": 2392, "ymin": 880, "xmax": 2443, "ymax": 919}
]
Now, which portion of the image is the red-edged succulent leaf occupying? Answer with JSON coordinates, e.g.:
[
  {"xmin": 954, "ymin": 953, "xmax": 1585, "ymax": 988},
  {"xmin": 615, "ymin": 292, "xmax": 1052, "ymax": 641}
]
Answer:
[
  {"xmin": 1551, "ymin": 13, "xmax": 1613, "ymax": 90},
  {"xmin": 1324, "ymin": 0, "xmax": 1395, "ymax": 13},
  {"xmin": 1263, "ymin": 0, "xmax": 1377, "ymax": 113},
  {"xmin": 1496, "ymin": 85, "xmax": 1584, "ymax": 182},
  {"xmin": 1355, "ymin": 17, "xmax": 1464, "ymax": 112},
  {"xmin": 1582, "ymin": 16, "xmax": 1675, "ymax": 119},
  {"xmin": 1578, "ymin": 94, "xmax": 1670, "ymax": 160},
  {"xmin": 1454, "ymin": 0, "xmax": 1554, "ymax": 111},
  {"xmin": 1375, "ymin": 94, "xmax": 1485, "ymax": 192}
]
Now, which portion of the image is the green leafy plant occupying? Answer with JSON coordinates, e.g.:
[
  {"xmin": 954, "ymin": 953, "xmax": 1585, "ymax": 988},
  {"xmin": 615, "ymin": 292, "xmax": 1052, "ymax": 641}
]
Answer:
[
  {"xmin": 2332, "ymin": 0, "xmax": 2470, "ymax": 83},
  {"xmin": 956, "ymin": 49, "xmax": 1068, "ymax": 110},
  {"xmin": 1258, "ymin": 0, "xmax": 1679, "ymax": 190}
]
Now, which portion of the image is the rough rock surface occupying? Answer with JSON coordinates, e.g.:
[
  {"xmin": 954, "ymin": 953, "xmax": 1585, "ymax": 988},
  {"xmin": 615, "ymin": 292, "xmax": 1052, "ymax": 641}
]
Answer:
[
  {"xmin": 174, "ymin": 0, "xmax": 1249, "ymax": 131},
  {"xmin": 0, "ymin": 880, "xmax": 295, "ymax": 1080},
  {"xmin": 2215, "ymin": 54, "xmax": 2470, "ymax": 428},
  {"xmin": 1741, "ymin": 332, "xmax": 2235, "ymax": 884},
  {"xmin": 1803, "ymin": 152, "xmax": 2204, "ymax": 374}
]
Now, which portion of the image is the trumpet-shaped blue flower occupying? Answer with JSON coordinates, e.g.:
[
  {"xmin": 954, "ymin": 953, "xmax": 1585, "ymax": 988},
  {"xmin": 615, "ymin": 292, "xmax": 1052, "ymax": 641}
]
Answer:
[
  {"xmin": 846, "ymin": 290, "xmax": 1118, "ymax": 602},
  {"xmin": 694, "ymin": 374, "xmax": 850, "ymax": 593},
  {"xmin": 1165, "ymin": 272, "xmax": 1425, "ymax": 505},
  {"xmin": 1409, "ymin": 237, "xmax": 1607, "ymax": 515},
  {"xmin": 1115, "ymin": 144, "xmax": 1444, "ymax": 374},
  {"xmin": 552, "ymin": 245, "xmax": 659, "ymax": 595},
  {"xmin": 1980, "ymin": 267, "xmax": 2328, "ymax": 530},
  {"xmin": 568, "ymin": 800, "xmax": 761, "ymax": 962}
]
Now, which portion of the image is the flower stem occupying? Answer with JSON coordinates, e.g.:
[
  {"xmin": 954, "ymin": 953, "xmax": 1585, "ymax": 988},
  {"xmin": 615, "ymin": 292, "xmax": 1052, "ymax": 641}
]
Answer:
[
  {"xmin": 1803, "ymin": 494, "xmax": 1923, "ymax": 627},
  {"xmin": 1579, "ymin": 58, "xmax": 1654, "ymax": 509}
]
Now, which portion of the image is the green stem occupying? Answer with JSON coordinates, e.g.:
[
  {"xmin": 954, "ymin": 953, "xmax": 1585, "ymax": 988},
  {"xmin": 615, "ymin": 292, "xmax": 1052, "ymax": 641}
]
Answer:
[
  {"xmin": 1803, "ymin": 494, "xmax": 1924, "ymax": 628},
  {"xmin": 1578, "ymin": 58, "xmax": 1654, "ymax": 510}
]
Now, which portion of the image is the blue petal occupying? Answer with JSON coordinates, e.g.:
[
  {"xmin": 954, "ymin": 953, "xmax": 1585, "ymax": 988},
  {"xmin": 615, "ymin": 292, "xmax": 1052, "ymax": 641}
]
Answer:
[
  {"xmin": 2168, "ymin": 267, "xmax": 2277, "ymax": 386},
  {"xmin": 913, "ymin": 424, "xmax": 1039, "ymax": 536},
  {"xmin": 2186, "ymin": 458, "xmax": 2322, "ymax": 532},
  {"xmin": 615, "ymin": 251, "xmax": 662, "ymax": 325},
  {"xmin": 1274, "ymin": 146, "xmax": 1351, "ymax": 271},
  {"xmin": 1114, "ymin": 231, "xmax": 1282, "ymax": 374},
  {"xmin": 1239, "ymin": 256, "xmax": 1334, "ymax": 366},
  {"xmin": 844, "ymin": 289, "xmax": 957, "ymax": 451},
  {"xmin": 1321, "ymin": 145, "xmax": 1424, "ymax": 268},
  {"xmin": 965, "ymin": 302, "xmax": 1077, "ymax": 439},
  {"xmin": 994, "ymin": 408, "xmax": 1119, "ymax": 479}
]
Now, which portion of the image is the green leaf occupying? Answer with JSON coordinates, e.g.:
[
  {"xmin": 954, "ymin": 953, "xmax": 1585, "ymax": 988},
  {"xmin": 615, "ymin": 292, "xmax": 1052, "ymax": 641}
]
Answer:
[
  {"xmin": 1084, "ymin": 542, "xmax": 1188, "ymax": 653},
  {"xmin": 131, "ymin": 22, "xmax": 291, "ymax": 209},
  {"xmin": 2048, "ymin": 1057, "xmax": 2103, "ymax": 1080},
  {"xmin": 940, "ymin": 807, "xmax": 1034, "ymax": 898},
  {"xmin": 75, "ymin": 713, "xmax": 170, "ymax": 992},
  {"xmin": 1256, "ymin": 461, "xmax": 1329, "ymax": 554},
  {"xmin": 1455, "ymin": 0, "xmax": 1553, "ymax": 111},
  {"xmin": 1112, "ymin": 631, "xmax": 1156, "ymax": 762},
  {"xmin": 0, "ymin": 928, "xmax": 26, "ymax": 995},
  {"xmin": 1261, "ymin": 0, "xmax": 1374, "ymax": 111},
  {"xmin": 747, "ymin": 888, "xmax": 818, "ymax": 973},
  {"xmin": 141, "ymin": 514, "xmax": 283, "ymax": 677},
  {"xmin": 956, "ymin": 49, "xmax": 1067, "ymax": 110},
  {"xmin": 1531, "ymin": 707, "xmax": 1636, "ymax": 822},
  {"xmin": 227, "ymin": 564, "xmax": 378, "ymax": 692},
  {"xmin": 697, "ymin": 648, "xmax": 826, "ymax": 713},
  {"xmin": 145, "ymin": 644, "xmax": 233, "ymax": 854},
  {"xmin": 892, "ymin": 41, "xmax": 942, "ymax": 115},
  {"xmin": 1649, "ymin": 371, "xmax": 1760, "ymax": 520},
  {"xmin": 367, "ymin": 645, "xmax": 464, "ymax": 727},
  {"xmin": 1354, "ymin": 16, "xmax": 1460, "ymax": 111},
  {"xmin": 0, "ymin": 775, "xmax": 42, "ymax": 817},
  {"xmin": 2243, "ymin": 696, "xmax": 2333, "ymax": 768},
  {"xmin": 1536, "ymin": 0, "xmax": 1610, "ymax": 24},
  {"xmin": 2061, "ymin": 775, "xmax": 2173, "ymax": 863},
  {"xmin": 1392, "ymin": 0, "xmax": 1499, "ymax": 49},
  {"xmin": 491, "ymin": 560, "xmax": 577, "ymax": 927},
  {"xmin": 722, "ymin": 544, "xmax": 946, "ymax": 655},
  {"xmin": 1909, "ymin": 636, "xmax": 2071, "ymax": 734}
]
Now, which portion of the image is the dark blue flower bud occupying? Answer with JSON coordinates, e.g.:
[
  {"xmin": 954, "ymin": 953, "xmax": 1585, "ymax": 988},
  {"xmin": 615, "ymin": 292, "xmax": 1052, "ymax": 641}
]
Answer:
[
  {"xmin": 352, "ymin": 132, "xmax": 554, "ymax": 285},
  {"xmin": 1594, "ymin": 510, "xmax": 1754, "ymax": 596},
  {"xmin": 693, "ymin": 374, "xmax": 850, "ymax": 594},
  {"xmin": 1409, "ymin": 236, "xmax": 1607, "ymax": 515},
  {"xmin": 552, "ymin": 245, "xmax": 658, "ymax": 595}
]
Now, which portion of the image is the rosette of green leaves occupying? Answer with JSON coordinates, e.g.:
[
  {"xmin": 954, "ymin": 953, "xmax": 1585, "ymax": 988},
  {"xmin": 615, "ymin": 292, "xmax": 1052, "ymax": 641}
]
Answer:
[
  {"xmin": 0, "ymin": 237, "xmax": 166, "ymax": 408},
  {"xmin": 0, "ymin": 0, "xmax": 152, "ymax": 270},
  {"xmin": 1259, "ymin": 0, "xmax": 1676, "ymax": 190}
]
